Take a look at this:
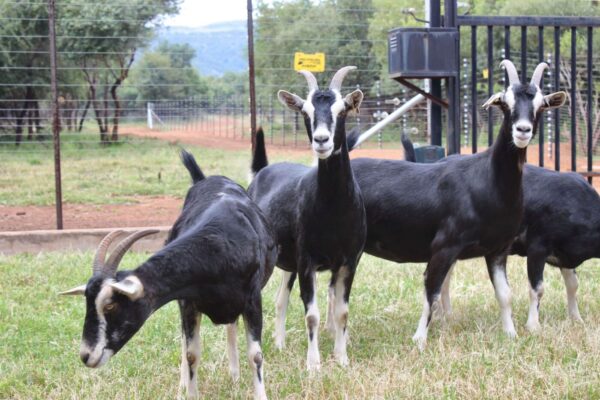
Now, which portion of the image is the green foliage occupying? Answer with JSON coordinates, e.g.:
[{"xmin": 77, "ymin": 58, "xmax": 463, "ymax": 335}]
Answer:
[
  {"xmin": 130, "ymin": 41, "xmax": 208, "ymax": 101},
  {"xmin": 254, "ymin": 0, "xmax": 380, "ymax": 97}
]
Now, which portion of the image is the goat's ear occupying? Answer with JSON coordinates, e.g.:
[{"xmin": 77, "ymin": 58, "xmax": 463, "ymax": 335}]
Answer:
[
  {"xmin": 109, "ymin": 276, "xmax": 144, "ymax": 301},
  {"xmin": 482, "ymin": 92, "xmax": 504, "ymax": 110},
  {"xmin": 344, "ymin": 89, "xmax": 363, "ymax": 114},
  {"xmin": 277, "ymin": 90, "xmax": 304, "ymax": 112},
  {"xmin": 59, "ymin": 284, "xmax": 87, "ymax": 296},
  {"xmin": 542, "ymin": 91, "xmax": 567, "ymax": 110}
]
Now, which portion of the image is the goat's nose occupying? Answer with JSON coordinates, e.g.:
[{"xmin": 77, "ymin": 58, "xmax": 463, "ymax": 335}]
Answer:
[
  {"xmin": 80, "ymin": 352, "xmax": 90, "ymax": 365},
  {"xmin": 313, "ymin": 135, "xmax": 328, "ymax": 145},
  {"xmin": 516, "ymin": 124, "xmax": 532, "ymax": 133}
]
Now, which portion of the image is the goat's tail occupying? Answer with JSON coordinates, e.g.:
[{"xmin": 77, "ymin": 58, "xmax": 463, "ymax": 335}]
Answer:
[
  {"xmin": 180, "ymin": 149, "xmax": 206, "ymax": 184},
  {"xmin": 401, "ymin": 132, "xmax": 416, "ymax": 162},
  {"xmin": 251, "ymin": 127, "xmax": 269, "ymax": 175}
]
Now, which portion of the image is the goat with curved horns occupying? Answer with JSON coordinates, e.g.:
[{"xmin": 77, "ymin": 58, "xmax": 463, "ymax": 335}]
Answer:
[
  {"xmin": 249, "ymin": 66, "xmax": 366, "ymax": 371},
  {"xmin": 61, "ymin": 150, "xmax": 277, "ymax": 400},
  {"xmin": 338, "ymin": 60, "xmax": 566, "ymax": 348}
]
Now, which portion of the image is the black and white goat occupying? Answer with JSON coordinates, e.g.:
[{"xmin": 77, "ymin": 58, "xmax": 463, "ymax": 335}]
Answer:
[
  {"xmin": 401, "ymin": 126, "xmax": 598, "ymax": 333},
  {"xmin": 61, "ymin": 150, "xmax": 277, "ymax": 399},
  {"xmin": 345, "ymin": 60, "xmax": 566, "ymax": 348},
  {"xmin": 248, "ymin": 66, "xmax": 366, "ymax": 370}
]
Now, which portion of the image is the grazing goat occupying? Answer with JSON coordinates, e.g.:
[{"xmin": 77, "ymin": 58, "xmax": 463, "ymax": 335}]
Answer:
[
  {"xmin": 248, "ymin": 66, "xmax": 366, "ymax": 371},
  {"xmin": 61, "ymin": 150, "xmax": 277, "ymax": 400},
  {"xmin": 344, "ymin": 60, "xmax": 566, "ymax": 348}
]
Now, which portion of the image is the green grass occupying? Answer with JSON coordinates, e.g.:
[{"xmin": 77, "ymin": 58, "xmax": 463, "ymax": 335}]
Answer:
[
  {"xmin": 2, "ymin": 252, "xmax": 600, "ymax": 399},
  {"xmin": 0, "ymin": 135, "xmax": 311, "ymax": 207}
]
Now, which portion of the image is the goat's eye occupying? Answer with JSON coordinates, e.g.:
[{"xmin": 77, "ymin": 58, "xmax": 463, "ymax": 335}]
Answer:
[{"xmin": 103, "ymin": 303, "xmax": 117, "ymax": 313}]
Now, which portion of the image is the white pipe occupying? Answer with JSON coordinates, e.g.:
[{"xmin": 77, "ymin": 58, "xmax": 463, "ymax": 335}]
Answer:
[{"xmin": 353, "ymin": 94, "xmax": 425, "ymax": 148}]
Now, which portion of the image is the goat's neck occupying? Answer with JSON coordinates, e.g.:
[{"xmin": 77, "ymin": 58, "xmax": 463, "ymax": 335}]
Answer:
[
  {"xmin": 490, "ymin": 111, "xmax": 527, "ymax": 195},
  {"xmin": 318, "ymin": 118, "xmax": 352, "ymax": 184},
  {"xmin": 317, "ymin": 123, "xmax": 353, "ymax": 195},
  {"xmin": 131, "ymin": 244, "xmax": 211, "ymax": 311}
]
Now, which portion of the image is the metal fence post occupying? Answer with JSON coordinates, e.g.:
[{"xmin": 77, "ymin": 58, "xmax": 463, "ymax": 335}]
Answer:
[{"xmin": 48, "ymin": 0, "xmax": 63, "ymax": 230}]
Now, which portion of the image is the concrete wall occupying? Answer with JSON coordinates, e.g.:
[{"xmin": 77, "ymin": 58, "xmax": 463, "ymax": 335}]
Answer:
[{"xmin": 0, "ymin": 227, "xmax": 171, "ymax": 256}]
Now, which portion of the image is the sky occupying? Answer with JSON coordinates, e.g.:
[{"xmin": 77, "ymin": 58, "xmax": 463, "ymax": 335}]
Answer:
[{"xmin": 164, "ymin": 0, "xmax": 248, "ymax": 28}]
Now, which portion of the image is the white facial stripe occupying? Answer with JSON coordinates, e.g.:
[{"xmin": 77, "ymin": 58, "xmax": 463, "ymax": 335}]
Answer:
[
  {"xmin": 302, "ymin": 93, "xmax": 315, "ymax": 121},
  {"xmin": 82, "ymin": 281, "xmax": 115, "ymax": 367},
  {"xmin": 504, "ymin": 87, "xmax": 516, "ymax": 110},
  {"xmin": 532, "ymin": 90, "xmax": 544, "ymax": 114},
  {"xmin": 331, "ymin": 98, "xmax": 346, "ymax": 117}
]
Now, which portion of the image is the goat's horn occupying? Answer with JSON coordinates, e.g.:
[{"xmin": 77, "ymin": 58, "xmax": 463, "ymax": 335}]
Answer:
[
  {"xmin": 530, "ymin": 62, "xmax": 549, "ymax": 87},
  {"xmin": 297, "ymin": 70, "xmax": 319, "ymax": 93},
  {"xmin": 499, "ymin": 59, "xmax": 520, "ymax": 86},
  {"xmin": 93, "ymin": 230, "xmax": 124, "ymax": 275},
  {"xmin": 329, "ymin": 66, "xmax": 357, "ymax": 92},
  {"xmin": 104, "ymin": 229, "xmax": 160, "ymax": 275}
]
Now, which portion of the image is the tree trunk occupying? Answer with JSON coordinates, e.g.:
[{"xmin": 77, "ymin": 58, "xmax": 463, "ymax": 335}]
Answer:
[
  {"xmin": 90, "ymin": 84, "xmax": 108, "ymax": 141},
  {"xmin": 110, "ymin": 78, "xmax": 122, "ymax": 141},
  {"xmin": 78, "ymin": 95, "xmax": 92, "ymax": 132},
  {"xmin": 102, "ymin": 83, "xmax": 109, "ymax": 142},
  {"xmin": 14, "ymin": 86, "xmax": 34, "ymax": 146}
]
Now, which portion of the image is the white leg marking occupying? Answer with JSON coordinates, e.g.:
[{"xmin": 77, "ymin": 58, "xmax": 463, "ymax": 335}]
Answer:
[
  {"xmin": 326, "ymin": 282, "xmax": 336, "ymax": 334},
  {"xmin": 305, "ymin": 275, "xmax": 321, "ymax": 371},
  {"xmin": 245, "ymin": 331, "xmax": 267, "ymax": 400},
  {"xmin": 525, "ymin": 282, "xmax": 544, "ymax": 332},
  {"xmin": 333, "ymin": 267, "xmax": 350, "ymax": 367},
  {"xmin": 491, "ymin": 266, "xmax": 517, "ymax": 338},
  {"xmin": 179, "ymin": 314, "xmax": 201, "ymax": 400},
  {"xmin": 226, "ymin": 322, "xmax": 240, "ymax": 381},
  {"xmin": 273, "ymin": 271, "xmax": 293, "ymax": 350},
  {"xmin": 561, "ymin": 268, "xmax": 583, "ymax": 322},
  {"xmin": 412, "ymin": 292, "xmax": 433, "ymax": 351},
  {"xmin": 440, "ymin": 263, "xmax": 455, "ymax": 318}
]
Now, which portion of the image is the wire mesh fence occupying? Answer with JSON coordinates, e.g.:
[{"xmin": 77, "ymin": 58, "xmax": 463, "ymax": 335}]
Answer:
[{"xmin": 2, "ymin": 0, "xmax": 600, "ymax": 229}]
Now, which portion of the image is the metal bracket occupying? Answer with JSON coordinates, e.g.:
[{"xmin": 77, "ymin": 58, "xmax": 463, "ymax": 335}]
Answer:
[{"xmin": 393, "ymin": 77, "xmax": 449, "ymax": 109}]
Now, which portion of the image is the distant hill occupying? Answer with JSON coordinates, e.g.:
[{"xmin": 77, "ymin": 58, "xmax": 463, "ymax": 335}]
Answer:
[{"xmin": 152, "ymin": 21, "xmax": 247, "ymax": 76}]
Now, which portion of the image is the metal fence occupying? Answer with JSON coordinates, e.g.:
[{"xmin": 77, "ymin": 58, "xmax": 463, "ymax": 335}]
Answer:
[
  {"xmin": 457, "ymin": 16, "xmax": 600, "ymax": 177},
  {"xmin": 2, "ymin": 0, "xmax": 600, "ymax": 230}
]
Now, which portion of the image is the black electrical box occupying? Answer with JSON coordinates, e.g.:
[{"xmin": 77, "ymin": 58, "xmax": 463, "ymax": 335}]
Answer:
[{"xmin": 388, "ymin": 28, "xmax": 458, "ymax": 79}]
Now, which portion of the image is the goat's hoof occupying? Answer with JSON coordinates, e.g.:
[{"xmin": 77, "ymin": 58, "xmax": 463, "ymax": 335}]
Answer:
[
  {"xmin": 525, "ymin": 321, "xmax": 540, "ymax": 333},
  {"xmin": 504, "ymin": 328, "xmax": 518, "ymax": 339},
  {"xmin": 274, "ymin": 338, "xmax": 285, "ymax": 351},
  {"xmin": 254, "ymin": 390, "xmax": 268, "ymax": 400},
  {"xmin": 335, "ymin": 353, "xmax": 349, "ymax": 367},
  {"xmin": 570, "ymin": 314, "xmax": 584, "ymax": 324},
  {"xmin": 306, "ymin": 357, "xmax": 321, "ymax": 372},
  {"xmin": 229, "ymin": 368, "xmax": 240, "ymax": 382},
  {"xmin": 184, "ymin": 389, "xmax": 199, "ymax": 400},
  {"xmin": 412, "ymin": 334, "xmax": 427, "ymax": 351}
]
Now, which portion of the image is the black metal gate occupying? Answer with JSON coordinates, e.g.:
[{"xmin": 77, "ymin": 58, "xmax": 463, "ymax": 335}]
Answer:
[{"xmin": 455, "ymin": 15, "xmax": 600, "ymax": 179}]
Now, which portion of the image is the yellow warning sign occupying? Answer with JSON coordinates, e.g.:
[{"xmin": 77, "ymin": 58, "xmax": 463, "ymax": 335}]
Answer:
[
  {"xmin": 294, "ymin": 52, "xmax": 326, "ymax": 72},
  {"xmin": 482, "ymin": 68, "xmax": 489, "ymax": 79}
]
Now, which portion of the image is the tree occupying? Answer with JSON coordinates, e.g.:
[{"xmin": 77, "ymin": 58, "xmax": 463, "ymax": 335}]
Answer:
[
  {"xmin": 59, "ymin": 0, "xmax": 180, "ymax": 142},
  {"xmin": 130, "ymin": 41, "xmax": 208, "ymax": 102},
  {"xmin": 0, "ymin": 1, "xmax": 51, "ymax": 145},
  {"xmin": 255, "ymin": 0, "xmax": 380, "ymax": 98}
]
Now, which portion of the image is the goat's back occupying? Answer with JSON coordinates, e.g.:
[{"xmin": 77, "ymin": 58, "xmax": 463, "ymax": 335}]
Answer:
[{"xmin": 166, "ymin": 176, "xmax": 277, "ymax": 288}]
